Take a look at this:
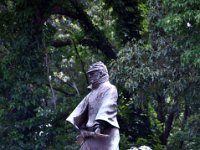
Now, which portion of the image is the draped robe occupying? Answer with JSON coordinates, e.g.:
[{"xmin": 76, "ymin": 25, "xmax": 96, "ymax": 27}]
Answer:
[{"xmin": 66, "ymin": 81, "xmax": 120, "ymax": 150}]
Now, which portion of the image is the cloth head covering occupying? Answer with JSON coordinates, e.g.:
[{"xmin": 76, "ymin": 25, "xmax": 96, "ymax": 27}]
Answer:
[
  {"xmin": 87, "ymin": 61, "xmax": 109, "ymax": 88},
  {"xmin": 87, "ymin": 61, "xmax": 108, "ymax": 74}
]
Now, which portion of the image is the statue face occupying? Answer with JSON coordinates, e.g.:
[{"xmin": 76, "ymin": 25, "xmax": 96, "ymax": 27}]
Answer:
[{"xmin": 87, "ymin": 70, "xmax": 101, "ymax": 84}]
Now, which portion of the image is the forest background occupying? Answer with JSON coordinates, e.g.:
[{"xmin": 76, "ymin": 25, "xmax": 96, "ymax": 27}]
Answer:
[{"xmin": 0, "ymin": 0, "xmax": 200, "ymax": 150}]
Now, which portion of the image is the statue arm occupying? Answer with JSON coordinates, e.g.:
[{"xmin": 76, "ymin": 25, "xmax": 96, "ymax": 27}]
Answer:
[
  {"xmin": 95, "ymin": 86, "xmax": 120, "ymax": 128},
  {"xmin": 66, "ymin": 94, "xmax": 89, "ymax": 129}
]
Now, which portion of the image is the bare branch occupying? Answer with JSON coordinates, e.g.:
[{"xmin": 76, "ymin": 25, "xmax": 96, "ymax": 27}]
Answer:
[
  {"xmin": 72, "ymin": 39, "xmax": 89, "ymax": 85},
  {"xmin": 46, "ymin": 84, "xmax": 76, "ymax": 97}
]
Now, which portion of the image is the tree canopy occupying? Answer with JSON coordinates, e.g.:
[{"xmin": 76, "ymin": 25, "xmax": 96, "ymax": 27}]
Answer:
[{"xmin": 0, "ymin": 0, "xmax": 199, "ymax": 150}]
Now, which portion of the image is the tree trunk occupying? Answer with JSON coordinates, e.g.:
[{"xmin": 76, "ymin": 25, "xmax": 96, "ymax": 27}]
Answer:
[
  {"xmin": 178, "ymin": 99, "xmax": 189, "ymax": 149},
  {"xmin": 160, "ymin": 110, "xmax": 176, "ymax": 145},
  {"xmin": 156, "ymin": 95, "xmax": 166, "ymax": 123}
]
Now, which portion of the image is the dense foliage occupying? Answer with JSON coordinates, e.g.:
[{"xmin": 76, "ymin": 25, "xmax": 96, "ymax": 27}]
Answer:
[
  {"xmin": 0, "ymin": 0, "xmax": 199, "ymax": 150},
  {"xmin": 159, "ymin": 0, "xmax": 200, "ymax": 67}
]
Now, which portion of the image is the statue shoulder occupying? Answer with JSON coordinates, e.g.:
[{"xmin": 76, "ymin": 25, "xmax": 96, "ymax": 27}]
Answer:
[{"xmin": 101, "ymin": 81, "xmax": 117, "ymax": 92}]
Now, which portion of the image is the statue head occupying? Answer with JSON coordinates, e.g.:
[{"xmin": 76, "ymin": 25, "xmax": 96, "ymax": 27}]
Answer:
[{"xmin": 87, "ymin": 61, "xmax": 109, "ymax": 86}]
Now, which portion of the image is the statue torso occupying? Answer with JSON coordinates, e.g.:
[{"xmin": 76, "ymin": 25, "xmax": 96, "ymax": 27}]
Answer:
[{"xmin": 86, "ymin": 83, "xmax": 105, "ymax": 128}]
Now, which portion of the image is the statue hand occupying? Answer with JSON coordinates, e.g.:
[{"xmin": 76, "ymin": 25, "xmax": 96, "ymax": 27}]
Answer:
[
  {"xmin": 94, "ymin": 127, "xmax": 101, "ymax": 134},
  {"xmin": 80, "ymin": 130, "xmax": 91, "ymax": 138}
]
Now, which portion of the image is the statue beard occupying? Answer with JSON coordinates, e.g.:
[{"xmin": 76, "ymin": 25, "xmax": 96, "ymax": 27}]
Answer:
[
  {"xmin": 89, "ymin": 74, "xmax": 100, "ymax": 85},
  {"xmin": 89, "ymin": 73, "xmax": 109, "ymax": 89}
]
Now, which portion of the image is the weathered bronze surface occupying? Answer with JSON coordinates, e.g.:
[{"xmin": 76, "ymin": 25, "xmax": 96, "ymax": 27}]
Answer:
[{"xmin": 66, "ymin": 62, "xmax": 120, "ymax": 150}]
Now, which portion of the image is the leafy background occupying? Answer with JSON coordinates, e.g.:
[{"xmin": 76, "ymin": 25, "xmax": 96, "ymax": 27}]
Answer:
[{"xmin": 0, "ymin": 0, "xmax": 200, "ymax": 149}]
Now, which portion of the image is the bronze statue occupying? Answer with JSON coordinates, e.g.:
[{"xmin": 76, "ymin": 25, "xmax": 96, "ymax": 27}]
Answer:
[{"xmin": 66, "ymin": 61, "xmax": 120, "ymax": 150}]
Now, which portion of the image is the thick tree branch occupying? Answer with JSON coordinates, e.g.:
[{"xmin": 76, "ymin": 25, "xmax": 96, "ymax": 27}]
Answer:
[
  {"xmin": 159, "ymin": 99, "xmax": 178, "ymax": 145},
  {"xmin": 51, "ymin": 3, "xmax": 117, "ymax": 59},
  {"xmin": 160, "ymin": 110, "xmax": 176, "ymax": 145},
  {"xmin": 156, "ymin": 95, "xmax": 166, "ymax": 123}
]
